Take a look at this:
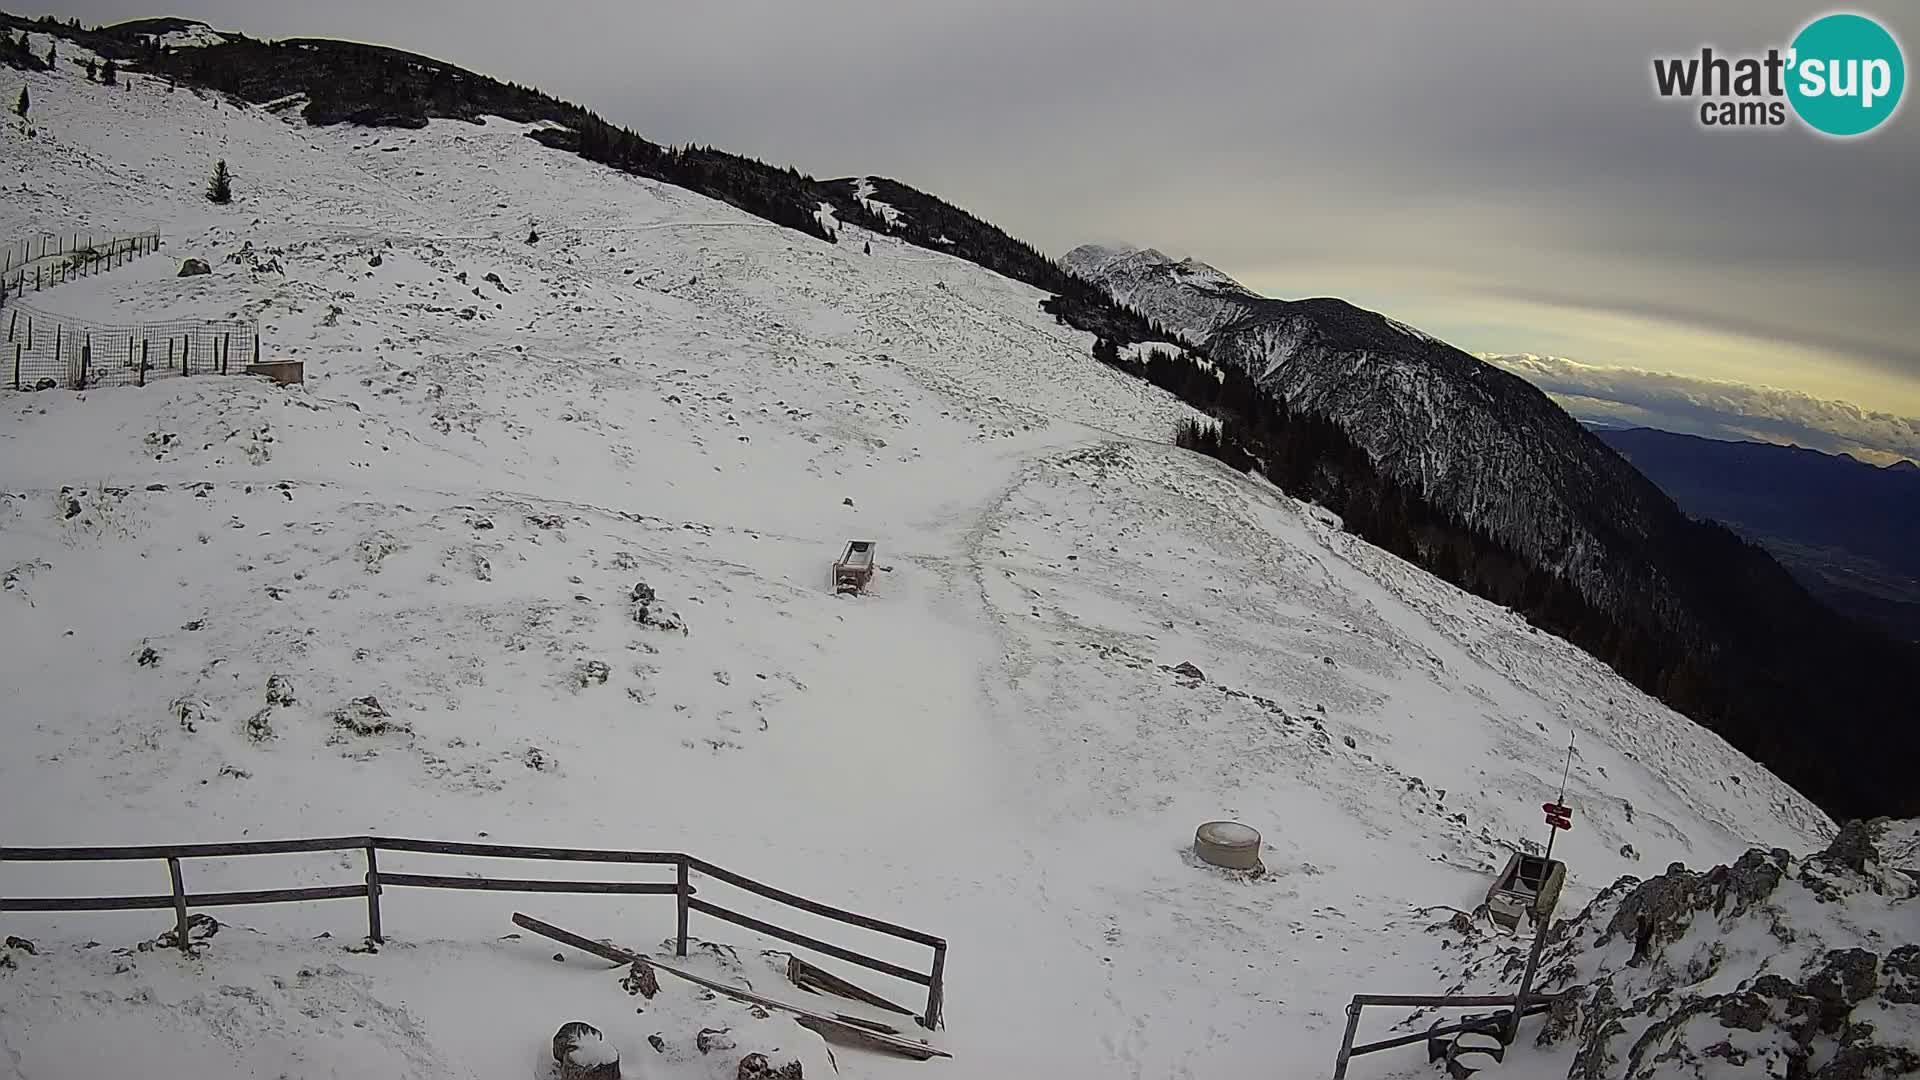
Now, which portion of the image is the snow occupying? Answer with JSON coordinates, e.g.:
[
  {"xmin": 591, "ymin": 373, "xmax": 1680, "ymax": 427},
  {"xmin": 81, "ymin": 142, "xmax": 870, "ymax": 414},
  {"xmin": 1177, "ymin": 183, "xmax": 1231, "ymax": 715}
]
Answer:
[
  {"xmin": 565, "ymin": 1030, "xmax": 620, "ymax": 1068},
  {"xmin": 156, "ymin": 24, "xmax": 229, "ymax": 50},
  {"xmin": 1385, "ymin": 316, "xmax": 1437, "ymax": 344},
  {"xmin": 0, "ymin": 56, "xmax": 1837, "ymax": 1080},
  {"xmin": 852, "ymin": 178, "xmax": 905, "ymax": 229},
  {"xmin": 1197, "ymin": 821, "xmax": 1260, "ymax": 847}
]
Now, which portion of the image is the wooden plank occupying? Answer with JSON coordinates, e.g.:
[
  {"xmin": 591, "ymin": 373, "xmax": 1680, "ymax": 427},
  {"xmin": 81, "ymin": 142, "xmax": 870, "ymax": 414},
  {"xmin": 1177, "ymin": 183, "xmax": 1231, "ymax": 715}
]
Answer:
[
  {"xmin": 189, "ymin": 885, "xmax": 369, "ymax": 907},
  {"xmin": 0, "ymin": 836, "xmax": 372, "ymax": 861},
  {"xmin": 166, "ymin": 858, "xmax": 190, "ymax": 952},
  {"xmin": 379, "ymin": 872, "xmax": 679, "ymax": 895},
  {"xmin": 786, "ymin": 955, "xmax": 915, "ymax": 1016},
  {"xmin": 794, "ymin": 1015, "xmax": 934, "ymax": 1057},
  {"xmin": 688, "ymin": 897, "xmax": 930, "ymax": 985},
  {"xmin": 685, "ymin": 856, "xmax": 944, "ymax": 947},
  {"xmin": 372, "ymin": 838, "xmax": 681, "ymax": 864},
  {"xmin": 0, "ymin": 884, "xmax": 367, "ymax": 912},
  {"xmin": 512, "ymin": 914, "xmax": 950, "ymax": 1061},
  {"xmin": 0, "ymin": 893, "xmax": 177, "ymax": 912}
]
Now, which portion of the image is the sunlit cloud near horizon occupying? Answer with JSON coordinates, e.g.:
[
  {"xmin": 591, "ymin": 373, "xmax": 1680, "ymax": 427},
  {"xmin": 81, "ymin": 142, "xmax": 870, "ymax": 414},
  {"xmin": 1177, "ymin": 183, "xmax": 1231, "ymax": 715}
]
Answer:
[{"xmin": 1481, "ymin": 354, "xmax": 1920, "ymax": 467}]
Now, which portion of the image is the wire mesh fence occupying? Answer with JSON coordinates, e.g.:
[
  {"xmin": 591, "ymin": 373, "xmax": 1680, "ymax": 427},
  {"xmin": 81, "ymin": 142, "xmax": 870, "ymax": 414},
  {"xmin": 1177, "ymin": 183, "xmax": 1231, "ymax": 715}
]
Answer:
[
  {"xmin": 0, "ymin": 232, "xmax": 164, "ymax": 302},
  {"xmin": 4, "ymin": 302, "xmax": 260, "ymax": 391}
]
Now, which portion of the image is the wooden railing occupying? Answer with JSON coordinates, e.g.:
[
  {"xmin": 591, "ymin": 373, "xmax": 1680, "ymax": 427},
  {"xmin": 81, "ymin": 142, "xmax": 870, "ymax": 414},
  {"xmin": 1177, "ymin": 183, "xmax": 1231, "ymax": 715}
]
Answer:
[{"xmin": 0, "ymin": 835, "xmax": 947, "ymax": 1029}]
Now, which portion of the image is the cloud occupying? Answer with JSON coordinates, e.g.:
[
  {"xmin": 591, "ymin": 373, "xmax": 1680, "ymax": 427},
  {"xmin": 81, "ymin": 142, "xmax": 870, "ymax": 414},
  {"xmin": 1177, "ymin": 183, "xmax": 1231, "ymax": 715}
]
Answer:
[{"xmin": 1483, "ymin": 354, "xmax": 1920, "ymax": 465}]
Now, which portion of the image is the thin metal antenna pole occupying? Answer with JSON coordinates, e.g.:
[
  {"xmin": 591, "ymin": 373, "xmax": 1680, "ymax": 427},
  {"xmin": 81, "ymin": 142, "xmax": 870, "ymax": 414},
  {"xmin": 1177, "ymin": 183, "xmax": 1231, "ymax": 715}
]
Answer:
[{"xmin": 1545, "ymin": 729, "xmax": 1573, "ymax": 862}]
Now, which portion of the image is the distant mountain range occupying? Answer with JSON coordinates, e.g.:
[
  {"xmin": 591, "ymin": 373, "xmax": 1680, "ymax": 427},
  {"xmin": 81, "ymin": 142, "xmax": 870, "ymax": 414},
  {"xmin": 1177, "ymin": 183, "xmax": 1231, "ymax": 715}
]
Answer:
[{"xmin": 1593, "ymin": 427, "xmax": 1920, "ymax": 642}]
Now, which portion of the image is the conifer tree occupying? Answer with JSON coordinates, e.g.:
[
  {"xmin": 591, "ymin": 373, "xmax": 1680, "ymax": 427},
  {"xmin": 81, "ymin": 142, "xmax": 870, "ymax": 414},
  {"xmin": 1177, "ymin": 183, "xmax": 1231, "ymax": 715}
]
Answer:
[
  {"xmin": 207, "ymin": 159, "xmax": 232, "ymax": 204},
  {"xmin": 14, "ymin": 85, "xmax": 26, "ymax": 118},
  {"xmin": 85, "ymin": 58, "xmax": 97, "ymax": 81},
  {"xmin": 101, "ymin": 59, "xmax": 116, "ymax": 85}
]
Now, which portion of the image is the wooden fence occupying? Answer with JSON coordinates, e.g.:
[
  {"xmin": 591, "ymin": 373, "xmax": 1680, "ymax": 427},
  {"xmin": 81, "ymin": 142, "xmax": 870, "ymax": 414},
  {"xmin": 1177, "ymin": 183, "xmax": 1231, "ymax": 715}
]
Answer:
[
  {"xmin": 0, "ymin": 835, "xmax": 947, "ymax": 1029},
  {"xmin": 0, "ymin": 231, "xmax": 163, "ymax": 304}
]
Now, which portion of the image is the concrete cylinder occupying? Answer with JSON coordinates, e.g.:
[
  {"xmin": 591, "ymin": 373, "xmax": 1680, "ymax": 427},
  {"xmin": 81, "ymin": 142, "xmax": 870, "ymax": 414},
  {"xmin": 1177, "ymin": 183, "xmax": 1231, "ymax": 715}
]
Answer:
[{"xmin": 1194, "ymin": 821, "xmax": 1262, "ymax": 870}]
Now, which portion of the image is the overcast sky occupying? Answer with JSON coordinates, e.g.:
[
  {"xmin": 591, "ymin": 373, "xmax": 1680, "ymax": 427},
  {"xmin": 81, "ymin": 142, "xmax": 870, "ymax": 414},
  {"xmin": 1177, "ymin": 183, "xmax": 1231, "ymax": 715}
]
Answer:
[{"xmin": 42, "ymin": 1, "xmax": 1920, "ymax": 461}]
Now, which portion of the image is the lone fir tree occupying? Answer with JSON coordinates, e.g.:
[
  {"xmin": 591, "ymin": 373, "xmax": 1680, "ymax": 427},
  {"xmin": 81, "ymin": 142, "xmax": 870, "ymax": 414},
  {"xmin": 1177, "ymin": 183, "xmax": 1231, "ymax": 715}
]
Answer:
[
  {"xmin": 14, "ymin": 85, "xmax": 27, "ymax": 118},
  {"xmin": 101, "ymin": 59, "xmax": 117, "ymax": 85},
  {"xmin": 207, "ymin": 159, "xmax": 233, "ymax": 204}
]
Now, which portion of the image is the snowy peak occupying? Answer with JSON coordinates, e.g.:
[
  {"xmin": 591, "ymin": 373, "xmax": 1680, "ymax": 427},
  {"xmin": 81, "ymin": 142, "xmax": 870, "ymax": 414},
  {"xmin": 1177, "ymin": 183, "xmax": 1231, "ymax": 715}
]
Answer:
[
  {"xmin": 1062, "ymin": 242, "xmax": 1257, "ymax": 297},
  {"xmin": 1062, "ymin": 243, "xmax": 1260, "ymax": 341}
]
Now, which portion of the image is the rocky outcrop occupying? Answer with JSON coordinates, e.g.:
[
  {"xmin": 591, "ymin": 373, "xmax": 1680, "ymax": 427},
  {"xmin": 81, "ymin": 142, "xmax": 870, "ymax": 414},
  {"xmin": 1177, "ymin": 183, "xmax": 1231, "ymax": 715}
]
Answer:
[
  {"xmin": 1454, "ymin": 820, "xmax": 1919, "ymax": 1078},
  {"xmin": 737, "ymin": 1053, "xmax": 803, "ymax": 1080}
]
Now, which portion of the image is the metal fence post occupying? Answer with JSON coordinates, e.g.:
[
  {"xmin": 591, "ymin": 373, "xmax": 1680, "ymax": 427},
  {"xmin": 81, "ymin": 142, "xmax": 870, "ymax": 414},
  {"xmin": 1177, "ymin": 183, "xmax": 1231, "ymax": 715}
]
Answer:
[
  {"xmin": 166, "ymin": 857, "xmax": 191, "ymax": 954},
  {"xmin": 364, "ymin": 843, "xmax": 384, "ymax": 944},
  {"xmin": 1507, "ymin": 912, "xmax": 1553, "ymax": 1045},
  {"xmin": 675, "ymin": 856, "xmax": 690, "ymax": 957}
]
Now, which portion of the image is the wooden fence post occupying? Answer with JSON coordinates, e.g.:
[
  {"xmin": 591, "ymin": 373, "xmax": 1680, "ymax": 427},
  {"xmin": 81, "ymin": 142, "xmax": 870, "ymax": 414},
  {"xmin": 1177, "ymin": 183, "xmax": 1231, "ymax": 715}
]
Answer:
[
  {"xmin": 926, "ymin": 943, "xmax": 946, "ymax": 1030},
  {"xmin": 166, "ymin": 857, "xmax": 191, "ymax": 954},
  {"xmin": 221, "ymin": 332, "xmax": 229, "ymax": 375},
  {"xmin": 11, "ymin": 343, "xmax": 19, "ymax": 391},
  {"xmin": 79, "ymin": 337, "xmax": 89, "ymax": 390},
  {"xmin": 676, "ymin": 857, "xmax": 690, "ymax": 957},
  {"xmin": 364, "ymin": 843, "xmax": 384, "ymax": 945},
  {"xmin": 167, "ymin": 338, "xmax": 175, "ymax": 374},
  {"xmin": 138, "ymin": 338, "xmax": 147, "ymax": 386},
  {"xmin": 252, "ymin": 336, "xmax": 260, "ymax": 366}
]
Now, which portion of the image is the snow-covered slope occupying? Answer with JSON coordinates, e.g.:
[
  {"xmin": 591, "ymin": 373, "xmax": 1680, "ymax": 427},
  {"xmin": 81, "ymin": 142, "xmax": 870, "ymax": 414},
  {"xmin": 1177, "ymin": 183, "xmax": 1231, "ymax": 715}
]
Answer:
[{"xmin": 0, "ymin": 51, "xmax": 1841, "ymax": 1080}]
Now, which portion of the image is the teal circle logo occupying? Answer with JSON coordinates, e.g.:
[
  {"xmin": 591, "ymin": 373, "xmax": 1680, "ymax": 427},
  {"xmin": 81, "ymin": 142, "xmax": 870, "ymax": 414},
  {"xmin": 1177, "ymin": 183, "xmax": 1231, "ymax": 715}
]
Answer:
[{"xmin": 1787, "ymin": 13, "xmax": 1905, "ymax": 136}]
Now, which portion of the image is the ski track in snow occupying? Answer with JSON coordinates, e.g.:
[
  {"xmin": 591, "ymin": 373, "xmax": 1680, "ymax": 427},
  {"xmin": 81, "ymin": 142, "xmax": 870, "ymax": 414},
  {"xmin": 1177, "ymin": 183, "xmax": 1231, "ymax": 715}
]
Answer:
[{"xmin": 0, "ymin": 61, "xmax": 1833, "ymax": 1079}]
